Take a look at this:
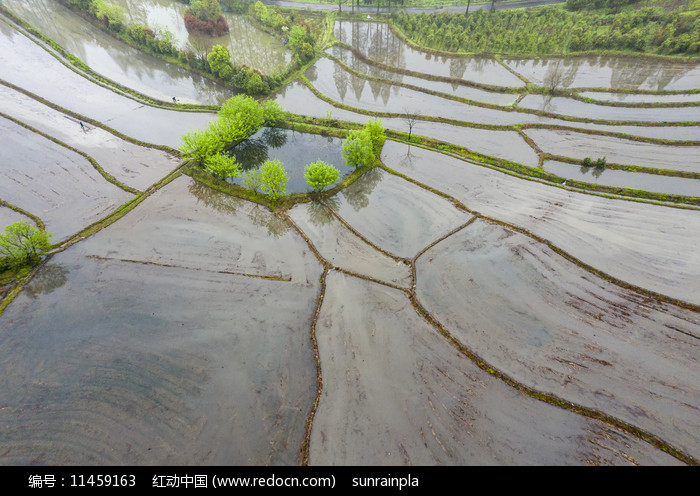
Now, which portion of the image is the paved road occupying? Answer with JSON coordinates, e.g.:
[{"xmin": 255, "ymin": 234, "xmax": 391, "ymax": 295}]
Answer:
[{"xmin": 260, "ymin": 0, "xmax": 565, "ymax": 13}]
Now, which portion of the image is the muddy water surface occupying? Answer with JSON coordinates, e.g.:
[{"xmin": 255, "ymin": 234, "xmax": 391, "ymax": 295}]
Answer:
[
  {"xmin": 579, "ymin": 91, "xmax": 700, "ymax": 104},
  {"xmin": 0, "ymin": 85, "xmax": 182, "ymax": 191},
  {"xmin": 326, "ymin": 45, "xmax": 519, "ymax": 106},
  {"xmin": 288, "ymin": 202, "xmax": 412, "ymax": 288},
  {"xmin": 416, "ymin": 220, "xmax": 700, "ymax": 459},
  {"xmin": 519, "ymin": 95, "xmax": 700, "ymax": 123},
  {"xmin": 310, "ymin": 271, "xmax": 683, "ymax": 465},
  {"xmin": 0, "ymin": 21, "xmax": 218, "ymax": 148},
  {"xmin": 0, "ymin": 177, "xmax": 321, "ymax": 464},
  {"xmin": 326, "ymin": 168, "xmax": 472, "ymax": 259},
  {"xmin": 525, "ymin": 128, "xmax": 700, "ymax": 173},
  {"xmin": 504, "ymin": 56, "xmax": 700, "ymax": 91},
  {"xmin": 544, "ymin": 160, "xmax": 700, "ymax": 197},
  {"xmin": 381, "ymin": 140, "xmax": 700, "ymax": 305}
]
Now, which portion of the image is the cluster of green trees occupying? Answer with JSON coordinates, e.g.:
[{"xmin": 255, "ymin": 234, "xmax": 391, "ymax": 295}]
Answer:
[
  {"xmin": 342, "ymin": 119, "xmax": 386, "ymax": 168},
  {"xmin": 391, "ymin": 3, "xmax": 700, "ymax": 55},
  {"xmin": 0, "ymin": 222, "xmax": 51, "ymax": 272},
  {"xmin": 179, "ymin": 95, "xmax": 283, "ymax": 180},
  {"xmin": 251, "ymin": 1, "xmax": 317, "ymax": 64}
]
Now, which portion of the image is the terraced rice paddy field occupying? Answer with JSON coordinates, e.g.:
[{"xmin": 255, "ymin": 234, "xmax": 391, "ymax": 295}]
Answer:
[{"xmin": 0, "ymin": 0, "xmax": 698, "ymax": 466}]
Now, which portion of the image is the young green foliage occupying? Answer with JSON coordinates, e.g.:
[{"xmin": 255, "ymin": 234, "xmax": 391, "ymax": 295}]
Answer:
[
  {"xmin": 179, "ymin": 127, "xmax": 225, "ymax": 162},
  {"xmin": 259, "ymin": 159, "xmax": 288, "ymax": 201},
  {"xmin": 364, "ymin": 118, "xmax": 386, "ymax": 155},
  {"xmin": 342, "ymin": 128, "xmax": 375, "ymax": 168},
  {"xmin": 204, "ymin": 153, "xmax": 241, "ymax": 180},
  {"xmin": 0, "ymin": 222, "xmax": 52, "ymax": 270},
  {"xmin": 304, "ymin": 160, "xmax": 341, "ymax": 192},
  {"xmin": 207, "ymin": 44, "xmax": 234, "ymax": 80}
]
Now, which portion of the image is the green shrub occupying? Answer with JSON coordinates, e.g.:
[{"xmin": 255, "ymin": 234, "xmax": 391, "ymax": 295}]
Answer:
[
  {"xmin": 259, "ymin": 159, "xmax": 288, "ymax": 200},
  {"xmin": 0, "ymin": 222, "xmax": 52, "ymax": 270},
  {"xmin": 342, "ymin": 128, "xmax": 375, "ymax": 168},
  {"xmin": 261, "ymin": 100, "xmax": 284, "ymax": 126},
  {"xmin": 364, "ymin": 119, "xmax": 386, "ymax": 155},
  {"xmin": 304, "ymin": 160, "xmax": 341, "ymax": 192},
  {"xmin": 179, "ymin": 127, "xmax": 225, "ymax": 162},
  {"xmin": 204, "ymin": 153, "xmax": 240, "ymax": 180}
]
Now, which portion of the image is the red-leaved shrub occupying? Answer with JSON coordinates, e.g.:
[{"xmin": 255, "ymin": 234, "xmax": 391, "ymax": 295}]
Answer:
[{"xmin": 184, "ymin": 13, "xmax": 229, "ymax": 36}]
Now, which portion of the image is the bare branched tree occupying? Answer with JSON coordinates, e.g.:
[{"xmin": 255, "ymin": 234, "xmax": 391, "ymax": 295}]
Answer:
[
  {"xmin": 543, "ymin": 60, "xmax": 565, "ymax": 94},
  {"xmin": 403, "ymin": 108, "xmax": 419, "ymax": 142}
]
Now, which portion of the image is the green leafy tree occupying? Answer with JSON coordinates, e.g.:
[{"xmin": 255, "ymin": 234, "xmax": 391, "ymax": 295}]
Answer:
[
  {"xmin": 304, "ymin": 160, "xmax": 341, "ymax": 192},
  {"xmin": 93, "ymin": 0, "xmax": 126, "ymax": 30},
  {"xmin": 179, "ymin": 127, "xmax": 225, "ymax": 163},
  {"xmin": 207, "ymin": 45, "xmax": 234, "ymax": 80},
  {"xmin": 204, "ymin": 153, "xmax": 240, "ymax": 180},
  {"xmin": 0, "ymin": 222, "xmax": 52, "ymax": 270},
  {"xmin": 261, "ymin": 100, "xmax": 284, "ymax": 126},
  {"xmin": 259, "ymin": 159, "xmax": 288, "ymax": 201},
  {"xmin": 342, "ymin": 128, "xmax": 375, "ymax": 168},
  {"xmin": 218, "ymin": 94, "xmax": 265, "ymax": 140},
  {"xmin": 364, "ymin": 119, "xmax": 386, "ymax": 155},
  {"xmin": 245, "ymin": 72, "xmax": 265, "ymax": 95}
]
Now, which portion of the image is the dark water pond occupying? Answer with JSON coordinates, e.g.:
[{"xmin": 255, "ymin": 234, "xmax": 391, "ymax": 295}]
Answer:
[{"xmin": 228, "ymin": 128, "xmax": 351, "ymax": 194}]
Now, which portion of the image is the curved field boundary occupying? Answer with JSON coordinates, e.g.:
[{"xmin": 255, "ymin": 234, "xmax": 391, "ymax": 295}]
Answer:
[{"xmin": 0, "ymin": 7, "xmax": 219, "ymax": 113}]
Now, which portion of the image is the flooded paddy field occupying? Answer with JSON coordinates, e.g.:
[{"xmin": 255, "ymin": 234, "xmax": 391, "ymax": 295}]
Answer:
[
  {"xmin": 334, "ymin": 20, "xmax": 525, "ymax": 88},
  {"xmin": 503, "ymin": 56, "xmax": 700, "ymax": 91},
  {"xmin": 543, "ymin": 160, "xmax": 700, "ymax": 197},
  {"xmin": 0, "ymin": 85, "xmax": 182, "ymax": 191},
  {"xmin": 0, "ymin": 207, "xmax": 35, "ymax": 230},
  {"xmin": 227, "ymin": 128, "xmax": 350, "ymax": 194},
  {"xmin": 324, "ymin": 168, "xmax": 471, "ymax": 259},
  {"xmin": 0, "ymin": 117, "xmax": 134, "ymax": 241},
  {"xmin": 579, "ymin": 91, "xmax": 700, "ymax": 105},
  {"xmin": 381, "ymin": 141, "xmax": 700, "ymax": 307},
  {"xmin": 518, "ymin": 94, "xmax": 700, "ymax": 123},
  {"xmin": 310, "ymin": 271, "xmax": 683, "ymax": 466},
  {"xmin": 0, "ymin": 21, "xmax": 217, "ymax": 148},
  {"xmin": 1, "ymin": 6, "xmax": 699, "ymax": 467},
  {"xmin": 272, "ymin": 80, "xmax": 541, "ymax": 166},
  {"xmin": 0, "ymin": 177, "xmax": 321, "ymax": 465},
  {"xmin": 416, "ymin": 220, "xmax": 700, "ymax": 459},
  {"xmin": 2, "ymin": 0, "xmax": 231, "ymax": 105},
  {"xmin": 326, "ymin": 45, "xmax": 519, "ymax": 106},
  {"xmin": 109, "ymin": 0, "xmax": 291, "ymax": 75},
  {"xmin": 525, "ymin": 128, "xmax": 700, "ymax": 173}
]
